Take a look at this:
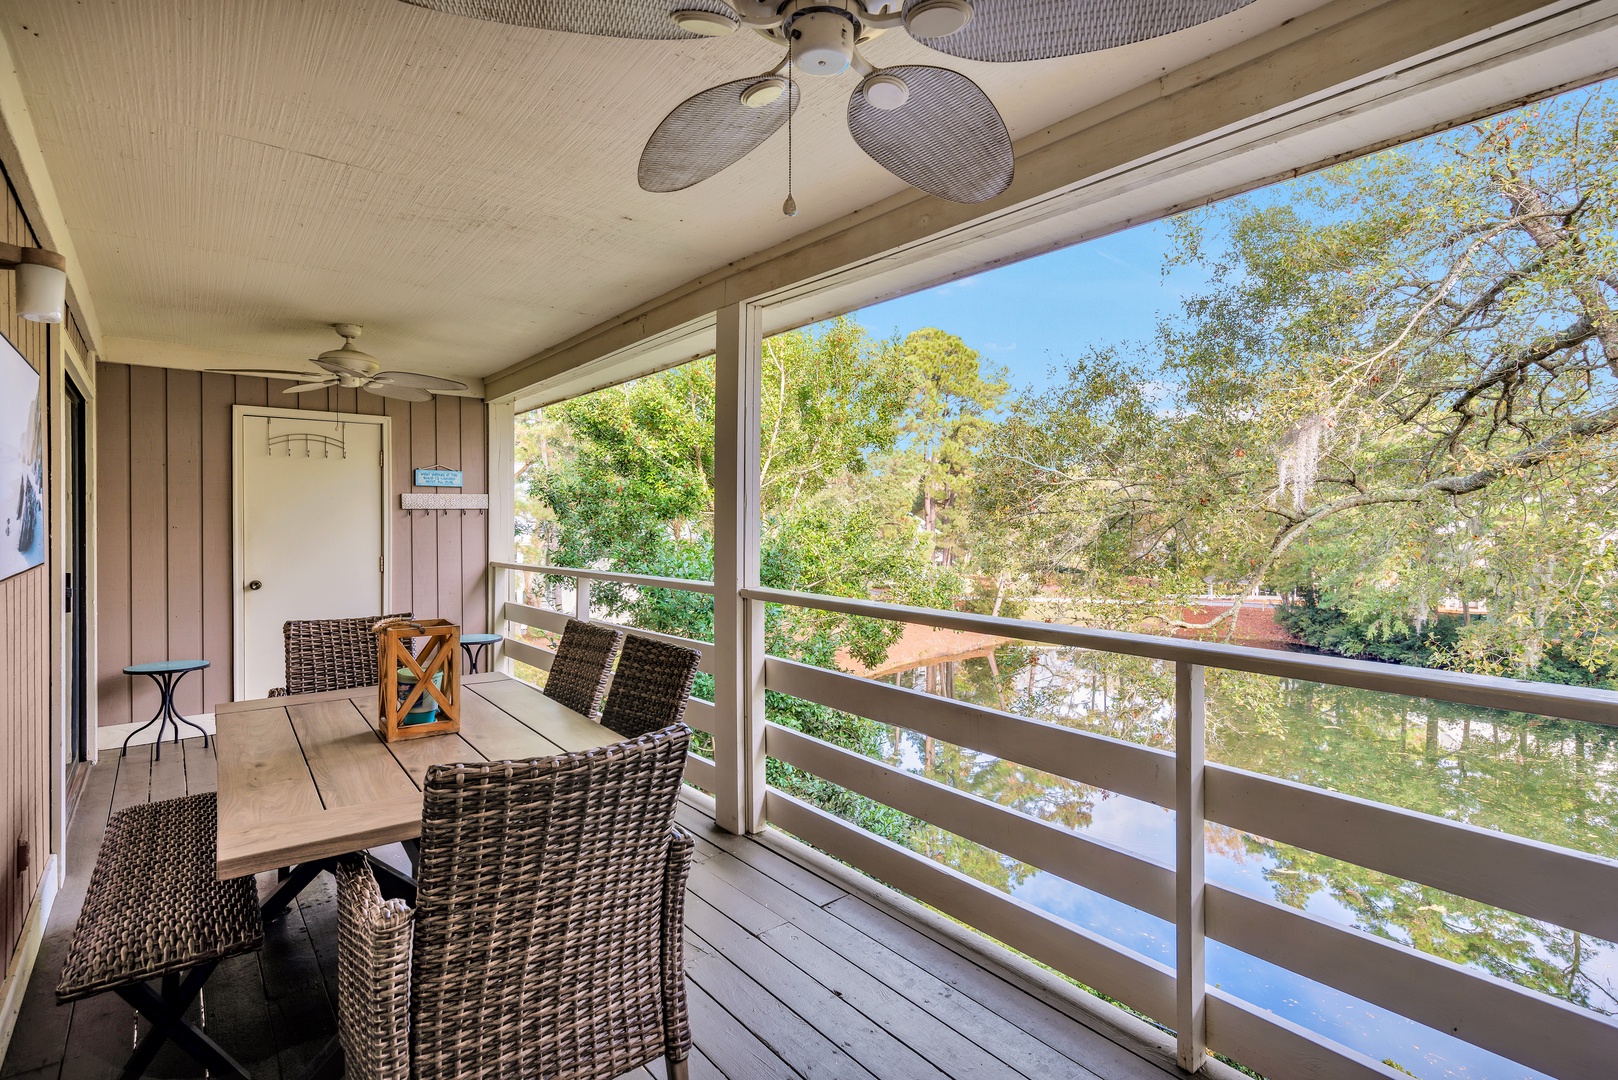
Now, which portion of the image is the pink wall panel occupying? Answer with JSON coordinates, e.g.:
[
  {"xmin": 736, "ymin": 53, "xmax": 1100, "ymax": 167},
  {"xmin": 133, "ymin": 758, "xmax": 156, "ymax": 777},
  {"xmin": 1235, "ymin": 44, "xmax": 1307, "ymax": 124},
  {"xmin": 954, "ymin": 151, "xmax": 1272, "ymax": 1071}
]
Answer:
[{"xmin": 94, "ymin": 363, "xmax": 490, "ymax": 724}]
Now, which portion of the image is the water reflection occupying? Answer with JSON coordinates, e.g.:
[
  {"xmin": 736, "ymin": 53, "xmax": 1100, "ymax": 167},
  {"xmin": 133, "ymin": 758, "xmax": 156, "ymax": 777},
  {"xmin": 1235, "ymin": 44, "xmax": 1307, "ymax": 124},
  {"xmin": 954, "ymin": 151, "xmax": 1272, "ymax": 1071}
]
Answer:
[{"xmin": 865, "ymin": 645, "xmax": 1618, "ymax": 1079}]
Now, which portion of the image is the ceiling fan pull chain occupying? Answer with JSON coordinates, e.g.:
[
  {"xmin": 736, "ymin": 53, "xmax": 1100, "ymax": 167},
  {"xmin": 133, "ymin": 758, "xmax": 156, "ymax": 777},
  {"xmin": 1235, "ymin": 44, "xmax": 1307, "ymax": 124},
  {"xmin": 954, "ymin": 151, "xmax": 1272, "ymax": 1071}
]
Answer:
[{"xmin": 783, "ymin": 27, "xmax": 797, "ymax": 217}]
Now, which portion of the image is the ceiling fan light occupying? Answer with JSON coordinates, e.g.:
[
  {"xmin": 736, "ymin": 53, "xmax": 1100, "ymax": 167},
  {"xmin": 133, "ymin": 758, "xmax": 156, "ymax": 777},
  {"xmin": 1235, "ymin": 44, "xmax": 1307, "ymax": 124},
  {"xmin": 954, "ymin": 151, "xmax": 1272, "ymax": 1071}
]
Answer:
[
  {"xmin": 671, "ymin": 9, "xmax": 736, "ymax": 36},
  {"xmin": 860, "ymin": 73, "xmax": 909, "ymax": 110},
  {"xmin": 739, "ymin": 77, "xmax": 787, "ymax": 108},
  {"xmin": 904, "ymin": 0, "xmax": 973, "ymax": 38}
]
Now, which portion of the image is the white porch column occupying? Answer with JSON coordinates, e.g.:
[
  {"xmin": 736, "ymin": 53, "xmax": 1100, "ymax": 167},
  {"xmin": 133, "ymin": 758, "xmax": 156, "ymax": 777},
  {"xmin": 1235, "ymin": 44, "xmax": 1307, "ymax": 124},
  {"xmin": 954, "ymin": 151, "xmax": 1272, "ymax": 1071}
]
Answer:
[
  {"xmin": 712, "ymin": 302, "xmax": 766, "ymax": 834},
  {"xmin": 487, "ymin": 400, "xmax": 516, "ymax": 675},
  {"xmin": 1175, "ymin": 661, "xmax": 1207, "ymax": 1071}
]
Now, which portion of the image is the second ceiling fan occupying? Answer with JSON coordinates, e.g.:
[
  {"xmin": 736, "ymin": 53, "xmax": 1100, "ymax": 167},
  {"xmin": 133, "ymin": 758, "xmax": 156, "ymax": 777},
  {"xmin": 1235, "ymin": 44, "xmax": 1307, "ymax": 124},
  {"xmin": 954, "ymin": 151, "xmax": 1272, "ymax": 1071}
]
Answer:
[
  {"xmin": 402, "ymin": 0, "xmax": 1255, "ymax": 205},
  {"xmin": 209, "ymin": 324, "xmax": 469, "ymax": 402}
]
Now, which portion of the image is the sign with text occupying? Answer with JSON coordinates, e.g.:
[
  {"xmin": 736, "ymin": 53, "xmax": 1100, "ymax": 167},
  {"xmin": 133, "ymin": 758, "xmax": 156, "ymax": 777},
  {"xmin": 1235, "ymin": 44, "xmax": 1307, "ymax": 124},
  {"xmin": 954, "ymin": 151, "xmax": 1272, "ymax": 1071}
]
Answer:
[{"xmin": 414, "ymin": 468, "xmax": 463, "ymax": 488}]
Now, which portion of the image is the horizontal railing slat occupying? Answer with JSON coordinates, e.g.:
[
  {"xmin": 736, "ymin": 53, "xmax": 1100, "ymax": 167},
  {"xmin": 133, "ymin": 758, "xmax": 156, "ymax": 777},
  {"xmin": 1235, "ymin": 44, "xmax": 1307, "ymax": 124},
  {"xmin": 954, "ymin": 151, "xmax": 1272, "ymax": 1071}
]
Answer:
[
  {"xmin": 504, "ymin": 601, "xmax": 715, "ymax": 674},
  {"xmin": 764, "ymin": 787, "xmax": 1176, "ymax": 1024},
  {"xmin": 494, "ymin": 561, "xmax": 717, "ymax": 595},
  {"xmin": 765, "ymin": 721, "xmax": 1174, "ymax": 922},
  {"xmin": 500, "ymin": 636, "xmax": 554, "ymax": 672},
  {"xmin": 764, "ymin": 657, "xmax": 1175, "ymax": 807},
  {"xmin": 1206, "ymin": 991, "xmax": 1405, "ymax": 1080},
  {"xmin": 743, "ymin": 586, "xmax": 1618, "ymax": 726},
  {"xmin": 504, "ymin": 601, "xmax": 571, "ymax": 635},
  {"xmin": 591, "ymin": 622, "xmax": 715, "ymax": 674},
  {"xmin": 683, "ymin": 696, "xmax": 715, "ymax": 736},
  {"xmin": 684, "ymin": 752, "xmax": 717, "ymax": 792},
  {"xmin": 1207, "ymin": 884, "xmax": 1618, "ymax": 1079},
  {"xmin": 1206, "ymin": 763, "xmax": 1618, "ymax": 942}
]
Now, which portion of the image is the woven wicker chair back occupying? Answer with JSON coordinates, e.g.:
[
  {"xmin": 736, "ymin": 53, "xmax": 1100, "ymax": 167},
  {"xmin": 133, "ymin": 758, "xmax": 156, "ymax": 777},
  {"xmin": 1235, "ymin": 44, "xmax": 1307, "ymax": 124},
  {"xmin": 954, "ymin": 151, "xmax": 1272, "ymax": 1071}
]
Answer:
[
  {"xmin": 600, "ymin": 635, "xmax": 702, "ymax": 740},
  {"xmin": 541, "ymin": 618, "xmax": 624, "ymax": 718},
  {"xmin": 408, "ymin": 726, "xmax": 693, "ymax": 1080},
  {"xmin": 282, "ymin": 613, "xmax": 410, "ymax": 695}
]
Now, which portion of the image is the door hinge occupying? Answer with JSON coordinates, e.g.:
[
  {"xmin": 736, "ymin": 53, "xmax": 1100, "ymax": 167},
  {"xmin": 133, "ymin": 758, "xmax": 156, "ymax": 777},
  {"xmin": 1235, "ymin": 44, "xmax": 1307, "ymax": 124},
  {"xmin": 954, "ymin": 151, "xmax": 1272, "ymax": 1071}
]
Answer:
[
  {"xmin": 380, "ymin": 452, "xmax": 385, "ymax": 469},
  {"xmin": 379, "ymin": 555, "xmax": 385, "ymax": 574}
]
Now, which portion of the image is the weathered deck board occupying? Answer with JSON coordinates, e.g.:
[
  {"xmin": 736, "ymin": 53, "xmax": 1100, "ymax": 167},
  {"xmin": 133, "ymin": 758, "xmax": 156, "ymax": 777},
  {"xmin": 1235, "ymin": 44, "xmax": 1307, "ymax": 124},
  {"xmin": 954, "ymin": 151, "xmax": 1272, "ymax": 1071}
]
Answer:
[{"xmin": 4, "ymin": 737, "xmax": 1192, "ymax": 1080}]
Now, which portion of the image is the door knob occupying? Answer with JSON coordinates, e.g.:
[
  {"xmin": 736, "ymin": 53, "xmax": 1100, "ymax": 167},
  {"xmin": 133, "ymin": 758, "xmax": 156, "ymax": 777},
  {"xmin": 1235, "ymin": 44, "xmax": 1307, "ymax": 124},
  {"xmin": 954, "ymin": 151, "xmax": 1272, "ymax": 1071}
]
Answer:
[{"xmin": 248, "ymin": 580, "xmax": 263, "ymax": 591}]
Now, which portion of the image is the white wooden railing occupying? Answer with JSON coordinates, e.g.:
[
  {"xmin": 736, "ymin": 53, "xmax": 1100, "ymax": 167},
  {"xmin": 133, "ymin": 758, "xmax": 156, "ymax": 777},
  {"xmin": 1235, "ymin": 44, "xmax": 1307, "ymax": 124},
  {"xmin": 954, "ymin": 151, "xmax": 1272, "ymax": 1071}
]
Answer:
[
  {"xmin": 489, "ymin": 560, "xmax": 720, "ymax": 793},
  {"xmin": 491, "ymin": 560, "xmax": 1618, "ymax": 1080}
]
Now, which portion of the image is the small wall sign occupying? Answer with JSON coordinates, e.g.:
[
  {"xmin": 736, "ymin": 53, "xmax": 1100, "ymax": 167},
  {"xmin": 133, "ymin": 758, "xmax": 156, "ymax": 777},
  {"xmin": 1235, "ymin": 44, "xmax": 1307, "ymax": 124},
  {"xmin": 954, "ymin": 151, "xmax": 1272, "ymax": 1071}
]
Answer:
[{"xmin": 414, "ymin": 467, "xmax": 463, "ymax": 487}]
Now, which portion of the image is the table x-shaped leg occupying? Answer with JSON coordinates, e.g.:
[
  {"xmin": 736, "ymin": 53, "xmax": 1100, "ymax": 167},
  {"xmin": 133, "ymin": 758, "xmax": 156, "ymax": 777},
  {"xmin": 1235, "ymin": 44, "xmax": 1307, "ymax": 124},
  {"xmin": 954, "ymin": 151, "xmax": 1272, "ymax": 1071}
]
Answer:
[{"xmin": 116, "ymin": 962, "xmax": 250, "ymax": 1080}]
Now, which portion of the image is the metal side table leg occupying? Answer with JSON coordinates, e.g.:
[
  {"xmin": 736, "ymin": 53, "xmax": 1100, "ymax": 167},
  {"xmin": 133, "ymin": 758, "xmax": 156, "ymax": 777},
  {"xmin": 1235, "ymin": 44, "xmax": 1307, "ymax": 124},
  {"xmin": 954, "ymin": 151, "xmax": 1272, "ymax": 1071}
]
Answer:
[{"xmin": 121, "ymin": 685, "xmax": 167, "ymax": 758}]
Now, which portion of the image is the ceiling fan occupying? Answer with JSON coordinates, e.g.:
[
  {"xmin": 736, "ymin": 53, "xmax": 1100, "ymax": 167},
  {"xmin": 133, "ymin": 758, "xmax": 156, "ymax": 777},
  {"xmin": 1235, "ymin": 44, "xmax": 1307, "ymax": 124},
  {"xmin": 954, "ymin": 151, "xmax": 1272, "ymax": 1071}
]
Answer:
[
  {"xmin": 401, "ymin": 0, "xmax": 1255, "ymax": 205},
  {"xmin": 208, "ymin": 324, "xmax": 470, "ymax": 402}
]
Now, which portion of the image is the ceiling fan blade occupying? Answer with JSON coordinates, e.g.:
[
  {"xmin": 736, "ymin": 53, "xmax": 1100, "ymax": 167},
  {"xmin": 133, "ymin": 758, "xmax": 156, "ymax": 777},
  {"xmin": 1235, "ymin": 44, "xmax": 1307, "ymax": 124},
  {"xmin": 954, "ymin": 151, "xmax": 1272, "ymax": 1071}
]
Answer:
[
  {"xmin": 639, "ymin": 76, "xmax": 800, "ymax": 193},
  {"xmin": 905, "ymin": 0, "xmax": 1256, "ymax": 62},
  {"xmin": 366, "ymin": 383, "xmax": 435, "ymax": 402},
  {"xmin": 372, "ymin": 371, "xmax": 469, "ymax": 391},
  {"xmin": 398, "ymin": 0, "xmax": 738, "ymax": 39},
  {"xmin": 207, "ymin": 368, "xmax": 328, "ymax": 380},
  {"xmin": 282, "ymin": 380, "xmax": 341, "ymax": 395},
  {"xmin": 847, "ymin": 67, "xmax": 1012, "ymax": 204}
]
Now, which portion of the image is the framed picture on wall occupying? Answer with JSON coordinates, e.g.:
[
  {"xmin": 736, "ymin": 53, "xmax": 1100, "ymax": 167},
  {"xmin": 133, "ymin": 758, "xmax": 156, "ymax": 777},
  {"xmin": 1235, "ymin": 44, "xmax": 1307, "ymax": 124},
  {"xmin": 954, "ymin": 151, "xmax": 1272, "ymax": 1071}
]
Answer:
[{"xmin": 0, "ymin": 332, "xmax": 44, "ymax": 582}]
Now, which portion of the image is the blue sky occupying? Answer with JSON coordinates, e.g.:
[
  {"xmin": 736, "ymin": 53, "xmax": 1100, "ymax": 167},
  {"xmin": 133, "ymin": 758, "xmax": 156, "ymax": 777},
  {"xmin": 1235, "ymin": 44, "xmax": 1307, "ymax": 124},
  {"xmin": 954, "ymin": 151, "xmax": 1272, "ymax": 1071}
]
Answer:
[
  {"xmin": 856, "ymin": 217, "xmax": 1214, "ymax": 394},
  {"xmin": 854, "ymin": 79, "xmax": 1618, "ymax": 398}
]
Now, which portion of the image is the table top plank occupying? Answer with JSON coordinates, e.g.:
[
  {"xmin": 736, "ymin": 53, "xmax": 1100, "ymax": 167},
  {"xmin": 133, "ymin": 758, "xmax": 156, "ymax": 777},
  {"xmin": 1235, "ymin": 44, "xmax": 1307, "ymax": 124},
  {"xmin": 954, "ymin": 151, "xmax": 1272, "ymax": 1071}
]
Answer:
[
  {"xmin": 456, "ymin": 690, "xmax": 569, "ymax": 762},
  {"xmin": 217, "ymin": 684, "xmax": 382, "ymax": 714},
  {"xmin": 215, "ymin": 673, "xmax": 618, "ymax": 879},
  {"xmin": 218, "ymin": 798, "xmax": 426, "ymax": 880},
  {"xmin": 287, "ymin": 698, "xmax": 419, "ymax": 809},
  {"xmin": 468, "ymin": 678, "xmax": 625, "ymax": 754},
  {"xmin": 345, "ymin": 688, "xmax": 484, "ymax": 788},
  {"xmin": 215, "ymin": 706, "xmax": 325, "ymax": 834}
]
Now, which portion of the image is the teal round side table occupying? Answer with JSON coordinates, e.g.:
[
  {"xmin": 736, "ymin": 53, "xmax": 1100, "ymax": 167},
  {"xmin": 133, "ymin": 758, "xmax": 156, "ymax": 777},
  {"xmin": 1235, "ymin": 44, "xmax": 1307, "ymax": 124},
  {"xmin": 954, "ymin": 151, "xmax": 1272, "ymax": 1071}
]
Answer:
[
  {"xmin": 460, "ymin": 633, "xmax": 502, "ymax": 674},
  {"xmin": 121, "ymin": 659, "xmax": 211, "ymax": 760}
]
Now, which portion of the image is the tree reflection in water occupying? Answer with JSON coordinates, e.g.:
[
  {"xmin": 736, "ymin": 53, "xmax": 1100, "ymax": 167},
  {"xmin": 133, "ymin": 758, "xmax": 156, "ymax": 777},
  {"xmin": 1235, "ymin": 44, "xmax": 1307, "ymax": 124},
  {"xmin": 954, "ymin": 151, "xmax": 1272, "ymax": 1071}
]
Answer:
[{"xmin": 837, "ymin": 644, "xmax": 1618, "ymax": 1072}]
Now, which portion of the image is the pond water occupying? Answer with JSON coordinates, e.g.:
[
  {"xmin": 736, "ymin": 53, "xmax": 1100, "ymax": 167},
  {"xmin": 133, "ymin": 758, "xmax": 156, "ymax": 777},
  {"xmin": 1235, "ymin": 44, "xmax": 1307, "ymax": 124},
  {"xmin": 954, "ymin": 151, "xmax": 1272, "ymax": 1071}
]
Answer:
[{"xmin": 862, "ymin": 645, "xmax": 1618, "ymax": 1079}]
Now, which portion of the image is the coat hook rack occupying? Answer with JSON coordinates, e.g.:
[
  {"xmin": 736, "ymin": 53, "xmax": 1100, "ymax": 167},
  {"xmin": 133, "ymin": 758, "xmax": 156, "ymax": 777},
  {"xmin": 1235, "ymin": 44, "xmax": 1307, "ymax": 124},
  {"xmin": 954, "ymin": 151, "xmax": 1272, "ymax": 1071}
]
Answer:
[{"xmin": 401, "ymin": 493, "xmax": 488, "ymax": 514}]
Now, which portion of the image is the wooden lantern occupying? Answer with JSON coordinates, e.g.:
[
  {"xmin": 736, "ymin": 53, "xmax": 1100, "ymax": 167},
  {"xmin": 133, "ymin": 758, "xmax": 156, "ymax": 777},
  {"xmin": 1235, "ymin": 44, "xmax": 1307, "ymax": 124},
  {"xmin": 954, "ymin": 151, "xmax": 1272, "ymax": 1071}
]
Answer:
[{"xmin": 374, "ymin": 618, "xmax": 461, "ymax": 742}]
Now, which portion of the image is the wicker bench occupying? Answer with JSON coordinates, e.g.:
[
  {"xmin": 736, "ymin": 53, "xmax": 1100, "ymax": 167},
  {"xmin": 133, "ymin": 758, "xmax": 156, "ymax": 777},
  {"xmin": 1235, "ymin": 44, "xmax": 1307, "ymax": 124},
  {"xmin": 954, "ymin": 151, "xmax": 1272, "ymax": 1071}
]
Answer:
[{"xmin": 57, "ymin": 792, "xmax": 264, "ymax": 1079}]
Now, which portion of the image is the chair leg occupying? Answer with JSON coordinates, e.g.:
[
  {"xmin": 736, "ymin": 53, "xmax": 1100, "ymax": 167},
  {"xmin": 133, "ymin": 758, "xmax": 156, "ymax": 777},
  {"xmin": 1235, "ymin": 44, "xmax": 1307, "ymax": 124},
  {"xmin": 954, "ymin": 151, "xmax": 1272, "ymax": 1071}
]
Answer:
[{"xmin": 667, "ymin": 1057, "xmax": 689, "ymax": 1080}]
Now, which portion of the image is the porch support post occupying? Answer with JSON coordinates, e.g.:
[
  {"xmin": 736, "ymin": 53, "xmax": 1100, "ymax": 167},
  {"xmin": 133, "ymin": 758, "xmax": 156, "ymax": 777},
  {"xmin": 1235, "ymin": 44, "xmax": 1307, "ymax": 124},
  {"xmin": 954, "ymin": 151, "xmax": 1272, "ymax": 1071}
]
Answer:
[
  {"xmin": 712, "ymin": 301, "xmax": 765, "ymax": 834},
  {"xmin": 1175, "ymin": 661, "xmax": 1207, "ymax": 1072},
  {"xmin": 487, "ymin": 400, "xmax": 515, "ymax": 675}
]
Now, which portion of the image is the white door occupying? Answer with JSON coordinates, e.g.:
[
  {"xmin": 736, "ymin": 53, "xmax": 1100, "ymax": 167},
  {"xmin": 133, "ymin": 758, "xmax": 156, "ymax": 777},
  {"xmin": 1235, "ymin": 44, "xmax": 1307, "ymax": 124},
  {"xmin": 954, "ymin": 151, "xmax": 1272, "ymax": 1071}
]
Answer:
[{"xmin": 234, "ymin": 408, "xmax": 389, "ymax": 700}]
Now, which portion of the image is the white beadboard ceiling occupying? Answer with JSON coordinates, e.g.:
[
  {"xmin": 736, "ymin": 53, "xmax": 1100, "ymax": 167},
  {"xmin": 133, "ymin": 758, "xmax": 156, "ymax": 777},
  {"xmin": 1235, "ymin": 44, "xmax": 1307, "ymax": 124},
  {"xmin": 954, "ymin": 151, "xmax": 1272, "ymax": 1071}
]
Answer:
[{"xmin": 1, "ymin": 0, "xmax": 1321, "ymax": 387}]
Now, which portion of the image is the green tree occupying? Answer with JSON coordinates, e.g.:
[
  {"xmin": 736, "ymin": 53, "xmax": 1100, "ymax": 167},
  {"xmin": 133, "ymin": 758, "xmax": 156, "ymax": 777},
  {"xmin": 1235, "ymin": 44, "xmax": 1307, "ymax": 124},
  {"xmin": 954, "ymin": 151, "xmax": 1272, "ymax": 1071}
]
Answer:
[
  {"xmin": 513, "ymin": 406, "xmax": 566, "ymax": 565},
  {"xmin": 531, "ymin": 317, "xmax": 963, "ymax": 841},
  {"xmin": 973, "ymin": 91, "xmax": 1618, "ymax": 677},
  {"xmin": 900, "ymin": 328, "xmax": 1008, "ymax": 559}
]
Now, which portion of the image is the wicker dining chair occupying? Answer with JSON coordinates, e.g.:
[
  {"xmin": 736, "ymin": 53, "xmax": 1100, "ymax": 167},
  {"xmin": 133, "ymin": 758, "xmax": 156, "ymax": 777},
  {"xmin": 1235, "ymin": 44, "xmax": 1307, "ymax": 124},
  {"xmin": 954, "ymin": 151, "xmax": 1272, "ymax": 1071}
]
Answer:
[
  {"xmin": 541, "ymin": 617, "xmax": 625, "ymax": 718},
  {"xmin": 600, "ymin": 635, "xmax": 702, "ymax": 740},
  {"xmin": 335, "ymin": 724, "xmax": 695, "ymax": 1080},
  {"xmin": 269, "ymin": 612, "xmax": 410, "ymax": 696}
]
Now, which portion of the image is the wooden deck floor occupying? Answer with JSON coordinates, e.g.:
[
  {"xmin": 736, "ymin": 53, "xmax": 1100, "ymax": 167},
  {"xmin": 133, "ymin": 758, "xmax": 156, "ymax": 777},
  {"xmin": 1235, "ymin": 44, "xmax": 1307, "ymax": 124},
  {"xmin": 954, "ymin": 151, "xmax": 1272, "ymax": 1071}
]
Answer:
[{"xmin": 2, "ymin": 738, "xmax": 1195, "ymax": 1080}]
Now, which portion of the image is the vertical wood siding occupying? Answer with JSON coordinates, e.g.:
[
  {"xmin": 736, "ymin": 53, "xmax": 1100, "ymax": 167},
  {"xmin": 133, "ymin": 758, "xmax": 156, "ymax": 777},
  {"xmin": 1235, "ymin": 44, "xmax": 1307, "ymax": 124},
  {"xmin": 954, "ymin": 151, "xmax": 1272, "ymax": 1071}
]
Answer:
[
  {"xmin": 0, "ymin": 190, "xmax": 52, "ymax": 978},
  {"xmin": 94, "ymin": 363, "xmax": 488, "ymax": 725}
]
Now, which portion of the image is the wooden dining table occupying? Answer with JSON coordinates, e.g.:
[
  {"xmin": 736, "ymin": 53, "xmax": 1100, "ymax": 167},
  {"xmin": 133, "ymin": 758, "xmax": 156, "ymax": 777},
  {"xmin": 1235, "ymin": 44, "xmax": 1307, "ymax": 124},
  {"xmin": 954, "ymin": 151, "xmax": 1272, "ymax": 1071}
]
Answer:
[{"xmin": 213, "ymin": 671, "xmax": 619, "ymax": 886}]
